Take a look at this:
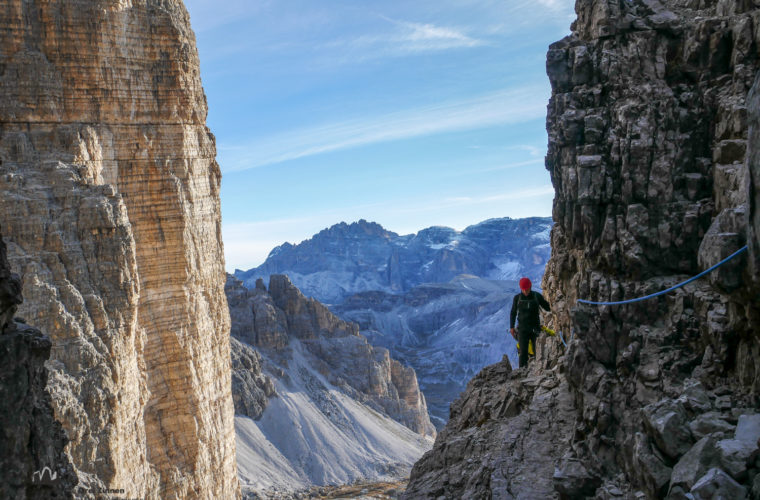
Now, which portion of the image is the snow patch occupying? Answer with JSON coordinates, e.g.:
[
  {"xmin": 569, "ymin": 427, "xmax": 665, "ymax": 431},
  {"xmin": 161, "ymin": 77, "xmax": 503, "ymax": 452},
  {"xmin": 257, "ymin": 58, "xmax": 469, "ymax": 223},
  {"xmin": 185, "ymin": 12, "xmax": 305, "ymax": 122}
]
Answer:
[{"xmin": 486, "ymin": 260, "xmax": 521, "ymax": 281}]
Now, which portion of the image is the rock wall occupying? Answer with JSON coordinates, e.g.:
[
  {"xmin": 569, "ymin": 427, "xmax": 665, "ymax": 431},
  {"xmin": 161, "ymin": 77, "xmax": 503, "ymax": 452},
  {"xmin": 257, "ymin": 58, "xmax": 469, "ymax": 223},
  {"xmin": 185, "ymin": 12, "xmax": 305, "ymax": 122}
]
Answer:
[
  {"xmin": 0, "ymin": 1, "xmax": 238, "ymax": 498},
  {"xmin": 226, "ymin": 275, "xmax": 436, "ymax": 437},
  {"xmin": 406, "ymin": 1, "xmax": 760, "ymax": 498},
  {"xmin": 0, "ymin": 229, "xmax": 77, "ymax": 499}
]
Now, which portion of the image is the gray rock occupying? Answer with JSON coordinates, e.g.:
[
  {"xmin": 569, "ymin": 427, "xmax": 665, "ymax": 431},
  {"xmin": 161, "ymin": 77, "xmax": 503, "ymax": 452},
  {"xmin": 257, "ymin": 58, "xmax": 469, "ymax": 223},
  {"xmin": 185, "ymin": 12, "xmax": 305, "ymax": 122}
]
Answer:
[
  {"xmin": 230, "ymin": 337, "xmax": 276, "ymax": 419},
  {"xmin": 716, "ymin": 414, "xmax": 760, "ymax": 481},
  {"xmin": 736, "ymin": 415, "xmax": 760, "ymax": 445},
  {"xmin": 679, "ymin": 381, "xmax": 713, "ymax": 413},
  {"xmin": 553, "ymin": 458, "xmax": 602, "ymax": 497},
  {"xmin": 747, "ymin": 70, "xmax": 760, "ymax": 289},
  {"xmin": 690, "ymin": 468, "xmax": 747, "ymax": 500},
  {"xmin": 690, "ymin": 413, "xmax": 736, "ymax": 441},
  {"xmin": 671, "ymin": 436, "xmax": 722, "ymax": 491},
  {"xmin": 643, "ymin": 399, "xmax": 693, "ymax": 459},
  {"xmin": 634, "ymin": 432, "xmax": 673, "ymax": 498}
]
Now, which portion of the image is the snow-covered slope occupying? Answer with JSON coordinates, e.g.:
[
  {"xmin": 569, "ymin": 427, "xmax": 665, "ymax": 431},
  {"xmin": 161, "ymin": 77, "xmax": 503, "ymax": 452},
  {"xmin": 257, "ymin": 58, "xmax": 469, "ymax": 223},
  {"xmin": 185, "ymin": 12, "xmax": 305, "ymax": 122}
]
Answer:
[
  {"xmin": 236, "ymin": 342, "xmax": 433, "ymax": 497},
  {"xmin": 235, "ymin": 217, "xmax": 552, "ymax": 304}
]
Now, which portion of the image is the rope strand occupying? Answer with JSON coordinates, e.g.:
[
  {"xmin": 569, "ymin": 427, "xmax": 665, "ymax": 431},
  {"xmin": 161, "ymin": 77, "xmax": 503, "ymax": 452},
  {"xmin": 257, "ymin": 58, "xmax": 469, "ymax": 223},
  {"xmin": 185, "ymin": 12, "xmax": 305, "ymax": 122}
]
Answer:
[{"xmin": 577, "ymin": 245, "xmax": 748, "ymax": 306}]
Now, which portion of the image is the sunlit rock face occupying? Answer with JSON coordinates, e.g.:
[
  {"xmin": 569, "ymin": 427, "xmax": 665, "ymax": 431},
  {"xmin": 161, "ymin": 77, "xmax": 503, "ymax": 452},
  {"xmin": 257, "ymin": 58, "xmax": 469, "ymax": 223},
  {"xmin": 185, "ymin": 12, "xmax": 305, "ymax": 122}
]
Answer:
[
  {"xmin": 404, "ymin": 1, "xmax": 760, "ymax": 498},
  {"xmin": 0, "ymin": 228, "xmax": 77, "ymax": 499},
  {"xmin": 0, "ymin": 1, "xmax": 238, "ymax": 498}
]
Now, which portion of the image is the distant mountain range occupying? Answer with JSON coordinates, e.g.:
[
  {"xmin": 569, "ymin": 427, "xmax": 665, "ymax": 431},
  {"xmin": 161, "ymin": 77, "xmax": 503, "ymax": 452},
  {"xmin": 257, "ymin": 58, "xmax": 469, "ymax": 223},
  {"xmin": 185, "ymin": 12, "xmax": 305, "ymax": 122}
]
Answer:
[
  {"xmin": 234, "ymin": 217, "xmax": 553, "ymax": 428},
  {"xmin": 235, "ymin": 217, "xmax": 552, "ymax": 305}
]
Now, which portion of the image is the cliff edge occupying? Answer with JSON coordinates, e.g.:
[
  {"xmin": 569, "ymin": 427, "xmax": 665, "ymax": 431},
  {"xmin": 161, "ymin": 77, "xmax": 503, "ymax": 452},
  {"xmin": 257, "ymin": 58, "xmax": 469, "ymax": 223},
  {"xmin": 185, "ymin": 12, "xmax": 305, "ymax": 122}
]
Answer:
[
  {"xmin": 0, "ymin": 1, "xmax": 238, "ymax": 498},
  {"xmin": 405, "ymin": 1, "xmax": 760, "ymax": 498}
]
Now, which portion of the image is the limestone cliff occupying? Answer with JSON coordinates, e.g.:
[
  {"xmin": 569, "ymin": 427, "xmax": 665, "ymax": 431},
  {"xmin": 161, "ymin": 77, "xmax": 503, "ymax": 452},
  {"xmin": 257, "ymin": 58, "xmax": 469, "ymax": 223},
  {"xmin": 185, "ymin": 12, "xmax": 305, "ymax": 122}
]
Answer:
[
  {"xmin": 0, "ymin": 1, "xmax": 238, "ymax": 498},
  {"xmin": 405, "ymin": 1, "xmax": 760, "ymax": 498},
  {"xmin": 0, "ymin": 228, "xmax": 77, "ymax": 499},
  {"xmin": 226, "ymin": 274, "xmax": 436, "ymax": 437}
]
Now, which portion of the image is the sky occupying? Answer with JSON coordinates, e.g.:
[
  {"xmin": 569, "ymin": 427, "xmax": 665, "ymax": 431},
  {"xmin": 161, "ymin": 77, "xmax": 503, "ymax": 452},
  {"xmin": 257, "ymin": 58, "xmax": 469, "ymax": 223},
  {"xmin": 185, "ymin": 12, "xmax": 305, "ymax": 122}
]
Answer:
[{"xmin": 182, "ymin": 0, "xmax": 576, "ymax": 271}]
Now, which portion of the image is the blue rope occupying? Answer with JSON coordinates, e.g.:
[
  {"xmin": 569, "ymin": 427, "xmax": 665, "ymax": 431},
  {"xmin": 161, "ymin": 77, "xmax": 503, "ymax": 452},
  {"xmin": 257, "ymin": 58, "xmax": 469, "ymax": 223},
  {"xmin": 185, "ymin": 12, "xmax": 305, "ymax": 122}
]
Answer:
[{"xmin": 577, "ymin": 245, "xmax": 748, "ymax": 306}]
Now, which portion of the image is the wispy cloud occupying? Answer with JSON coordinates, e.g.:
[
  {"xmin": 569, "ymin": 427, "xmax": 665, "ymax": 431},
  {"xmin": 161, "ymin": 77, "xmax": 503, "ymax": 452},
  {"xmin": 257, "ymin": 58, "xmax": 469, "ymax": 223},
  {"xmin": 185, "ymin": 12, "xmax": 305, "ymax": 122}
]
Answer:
[
  {"xmin": 220, "ymin": 86, "xmax": 548, "ymax": 172},
  {"xmin": 387, "ymin": 18, "xmax": 484, "ymax": 52},
  {"xmin": 317, "ymin": 18, "xmax": 485, "ymax": 65}
]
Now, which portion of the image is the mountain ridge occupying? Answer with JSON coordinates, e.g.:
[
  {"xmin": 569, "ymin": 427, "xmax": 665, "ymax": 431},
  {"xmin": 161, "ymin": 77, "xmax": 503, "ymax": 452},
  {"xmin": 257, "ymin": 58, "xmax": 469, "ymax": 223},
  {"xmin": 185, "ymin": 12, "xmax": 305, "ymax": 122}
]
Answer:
[{"xmin": 235, "ymin": 217, "xmax": 552, "ymax": 305}]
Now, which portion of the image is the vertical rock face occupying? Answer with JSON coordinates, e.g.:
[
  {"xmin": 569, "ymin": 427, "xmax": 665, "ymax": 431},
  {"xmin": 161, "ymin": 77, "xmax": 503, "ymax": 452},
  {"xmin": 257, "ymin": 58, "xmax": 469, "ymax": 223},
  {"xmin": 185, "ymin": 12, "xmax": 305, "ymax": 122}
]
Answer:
[
  {"xmin": 0, "ymin": 229, "xmax": 77, "ymax": 499},
  {"xmin": 0, "ymin": 1, "xmax": 238, "ymax": 498},
  {"xmin": 747, "ymin": 72, "xmax": 760, "ymax": 295},
  {"xmin": 406, "ymin": 1, "xmax": 760, "ymax": 498}
]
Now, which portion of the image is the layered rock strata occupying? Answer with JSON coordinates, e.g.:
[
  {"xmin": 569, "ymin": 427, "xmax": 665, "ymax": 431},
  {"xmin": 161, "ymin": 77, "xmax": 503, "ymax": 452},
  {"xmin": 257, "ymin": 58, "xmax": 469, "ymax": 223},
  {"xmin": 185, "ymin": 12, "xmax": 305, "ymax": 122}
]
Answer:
[
  {"xmin": 226, "ymin": 274, "xmax": 436, "ymax": 437},
  {"xmin": 0, "ymin": 229, "xmax": 76, "ymax": 499},
  {"xmin": 0, "ymin": 1, "xmax": 238, "ymax": 498},
  {"xmin": 406, "ymin": 1, "xmax": 760, "ymax": 498}
]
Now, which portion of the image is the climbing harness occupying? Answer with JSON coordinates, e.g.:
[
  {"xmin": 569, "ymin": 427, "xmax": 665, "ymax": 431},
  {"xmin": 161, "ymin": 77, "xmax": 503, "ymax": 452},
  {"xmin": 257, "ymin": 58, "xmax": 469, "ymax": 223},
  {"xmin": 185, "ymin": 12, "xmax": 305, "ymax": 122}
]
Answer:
[{"xmin": 577, "ymin": 245, "xmax": 748, "ymax": 306}]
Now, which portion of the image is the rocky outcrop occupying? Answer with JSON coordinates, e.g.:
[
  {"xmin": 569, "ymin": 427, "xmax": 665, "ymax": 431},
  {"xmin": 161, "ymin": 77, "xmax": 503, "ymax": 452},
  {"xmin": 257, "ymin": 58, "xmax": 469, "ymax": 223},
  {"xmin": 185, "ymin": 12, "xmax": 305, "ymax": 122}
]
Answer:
[
  {"xmin": 0, "ymin": 229, "xmax": 76, "ymax": 499},
  {"xmin": 230, "ymin": 337, "xmax": 276, "ymax": 420},
  {"xmin": 405, "ymin": 1, "xmax": 760, "ymax": 498},
  {"xmin": 226, "ymin": 274, "xmax": 436, "ymax": 438},
  {"xmin": 405, "ymin": 357, "xmax": 576, "ymax": 499},
  {"xmin": 0, "ymin": 1, "xmax": 238, "ymax": 498}
]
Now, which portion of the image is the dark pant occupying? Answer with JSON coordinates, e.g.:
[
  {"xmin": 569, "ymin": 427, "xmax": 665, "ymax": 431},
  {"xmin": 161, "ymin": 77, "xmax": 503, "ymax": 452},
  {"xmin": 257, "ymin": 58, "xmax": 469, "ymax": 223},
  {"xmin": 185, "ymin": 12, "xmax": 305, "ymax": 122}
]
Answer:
[{"xmin": 518, "ymin": 325, "xmax": 538, "ymax": 368}]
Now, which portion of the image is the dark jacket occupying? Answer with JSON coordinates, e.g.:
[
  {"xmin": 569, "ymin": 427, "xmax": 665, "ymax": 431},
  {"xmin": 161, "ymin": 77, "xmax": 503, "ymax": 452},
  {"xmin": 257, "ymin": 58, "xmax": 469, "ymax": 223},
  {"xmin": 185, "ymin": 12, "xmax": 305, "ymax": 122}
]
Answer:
[{"xmin": 510, "ymin": 291, "xmax": 551, "ymax": 329}]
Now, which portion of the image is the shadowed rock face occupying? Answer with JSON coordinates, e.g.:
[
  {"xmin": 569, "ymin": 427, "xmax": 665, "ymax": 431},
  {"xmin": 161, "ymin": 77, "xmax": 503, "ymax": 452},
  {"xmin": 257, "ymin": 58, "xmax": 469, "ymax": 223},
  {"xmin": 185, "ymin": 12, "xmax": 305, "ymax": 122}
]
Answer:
[
  {"xmin": 405, "ymin": 1, "xmax": 760, "ymax": 498},
  {"xmin": 226, "ymin": 274, "xmax": 437, "ymax": 438},
  {"xmin": 0, "ymin": 1, "xmax": 238, "ymax": 498},
  {"xmin": 0, "ymin": 228, "xmax": 76, "ymax": 499}
]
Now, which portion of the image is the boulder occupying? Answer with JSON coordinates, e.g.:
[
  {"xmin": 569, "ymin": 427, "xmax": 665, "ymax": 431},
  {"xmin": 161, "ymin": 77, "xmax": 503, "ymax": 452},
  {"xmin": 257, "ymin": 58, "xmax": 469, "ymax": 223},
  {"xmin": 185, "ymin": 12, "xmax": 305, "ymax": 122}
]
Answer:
[
  {"xmin": 671, "ymin": 436, "xmax": 722, "ymax": 491},
  {"xmin": 634, "ymin": 432, "xmax": 673, "ymax": 498},
  {"xmin": 553, "ymin": 458, "xmax": 602, "ymax": 498},
  {"xmin": 642, "ymin": 399, "xmax": 693, "ymax": 459},
  {"xmin": 678, "ymin": 381, "xmax": 713, "ymax": 413},
  {"xmin": 690, "ymin": 468, "xmax": 747, "ymax": 499},
  {"xmin": 689, "ymin": 413, "xmax": 736, "ymax": 441},
  {"xmin": 716, "ymin": 414, "xmax": 760, "ymax": 481}
]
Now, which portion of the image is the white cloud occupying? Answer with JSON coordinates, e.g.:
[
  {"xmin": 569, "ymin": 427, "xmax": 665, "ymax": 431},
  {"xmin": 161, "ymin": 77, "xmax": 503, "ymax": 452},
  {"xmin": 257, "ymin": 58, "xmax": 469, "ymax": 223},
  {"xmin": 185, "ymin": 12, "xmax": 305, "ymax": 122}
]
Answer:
[
  {"xmin": 536, "ymin": 0, "xmax": 564, "ymax": 9},
  {"xmin": 392, "ymin": 20, "xmax": 484, "ymax": 51},
  {"xmin": 219, "ymin": 86, "xmax": 548, "ymax": 172}
]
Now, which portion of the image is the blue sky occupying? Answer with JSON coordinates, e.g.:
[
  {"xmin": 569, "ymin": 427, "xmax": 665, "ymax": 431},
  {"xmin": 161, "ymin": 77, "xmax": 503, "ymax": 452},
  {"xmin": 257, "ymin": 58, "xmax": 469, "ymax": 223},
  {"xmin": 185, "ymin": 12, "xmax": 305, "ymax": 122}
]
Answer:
[{"xmin": 182, "ymin": 0, "xmax": 575, "ymax": 271}]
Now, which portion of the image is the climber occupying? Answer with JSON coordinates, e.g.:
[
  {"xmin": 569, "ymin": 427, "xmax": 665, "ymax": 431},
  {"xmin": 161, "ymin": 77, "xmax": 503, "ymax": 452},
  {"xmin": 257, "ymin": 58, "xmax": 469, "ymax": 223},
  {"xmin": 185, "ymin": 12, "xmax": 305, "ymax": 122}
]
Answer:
[{"xmin": 509, "ymin": 277, "xmax": 551, "ymax": 368}]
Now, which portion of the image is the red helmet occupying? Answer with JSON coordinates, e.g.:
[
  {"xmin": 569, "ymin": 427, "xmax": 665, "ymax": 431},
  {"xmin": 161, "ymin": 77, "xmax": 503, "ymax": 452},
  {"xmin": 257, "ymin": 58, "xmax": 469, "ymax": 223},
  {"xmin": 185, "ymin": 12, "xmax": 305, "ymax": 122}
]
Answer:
[{"xmin": 519, "ymin": 277, "xmax": 532, "ymax": 291}]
